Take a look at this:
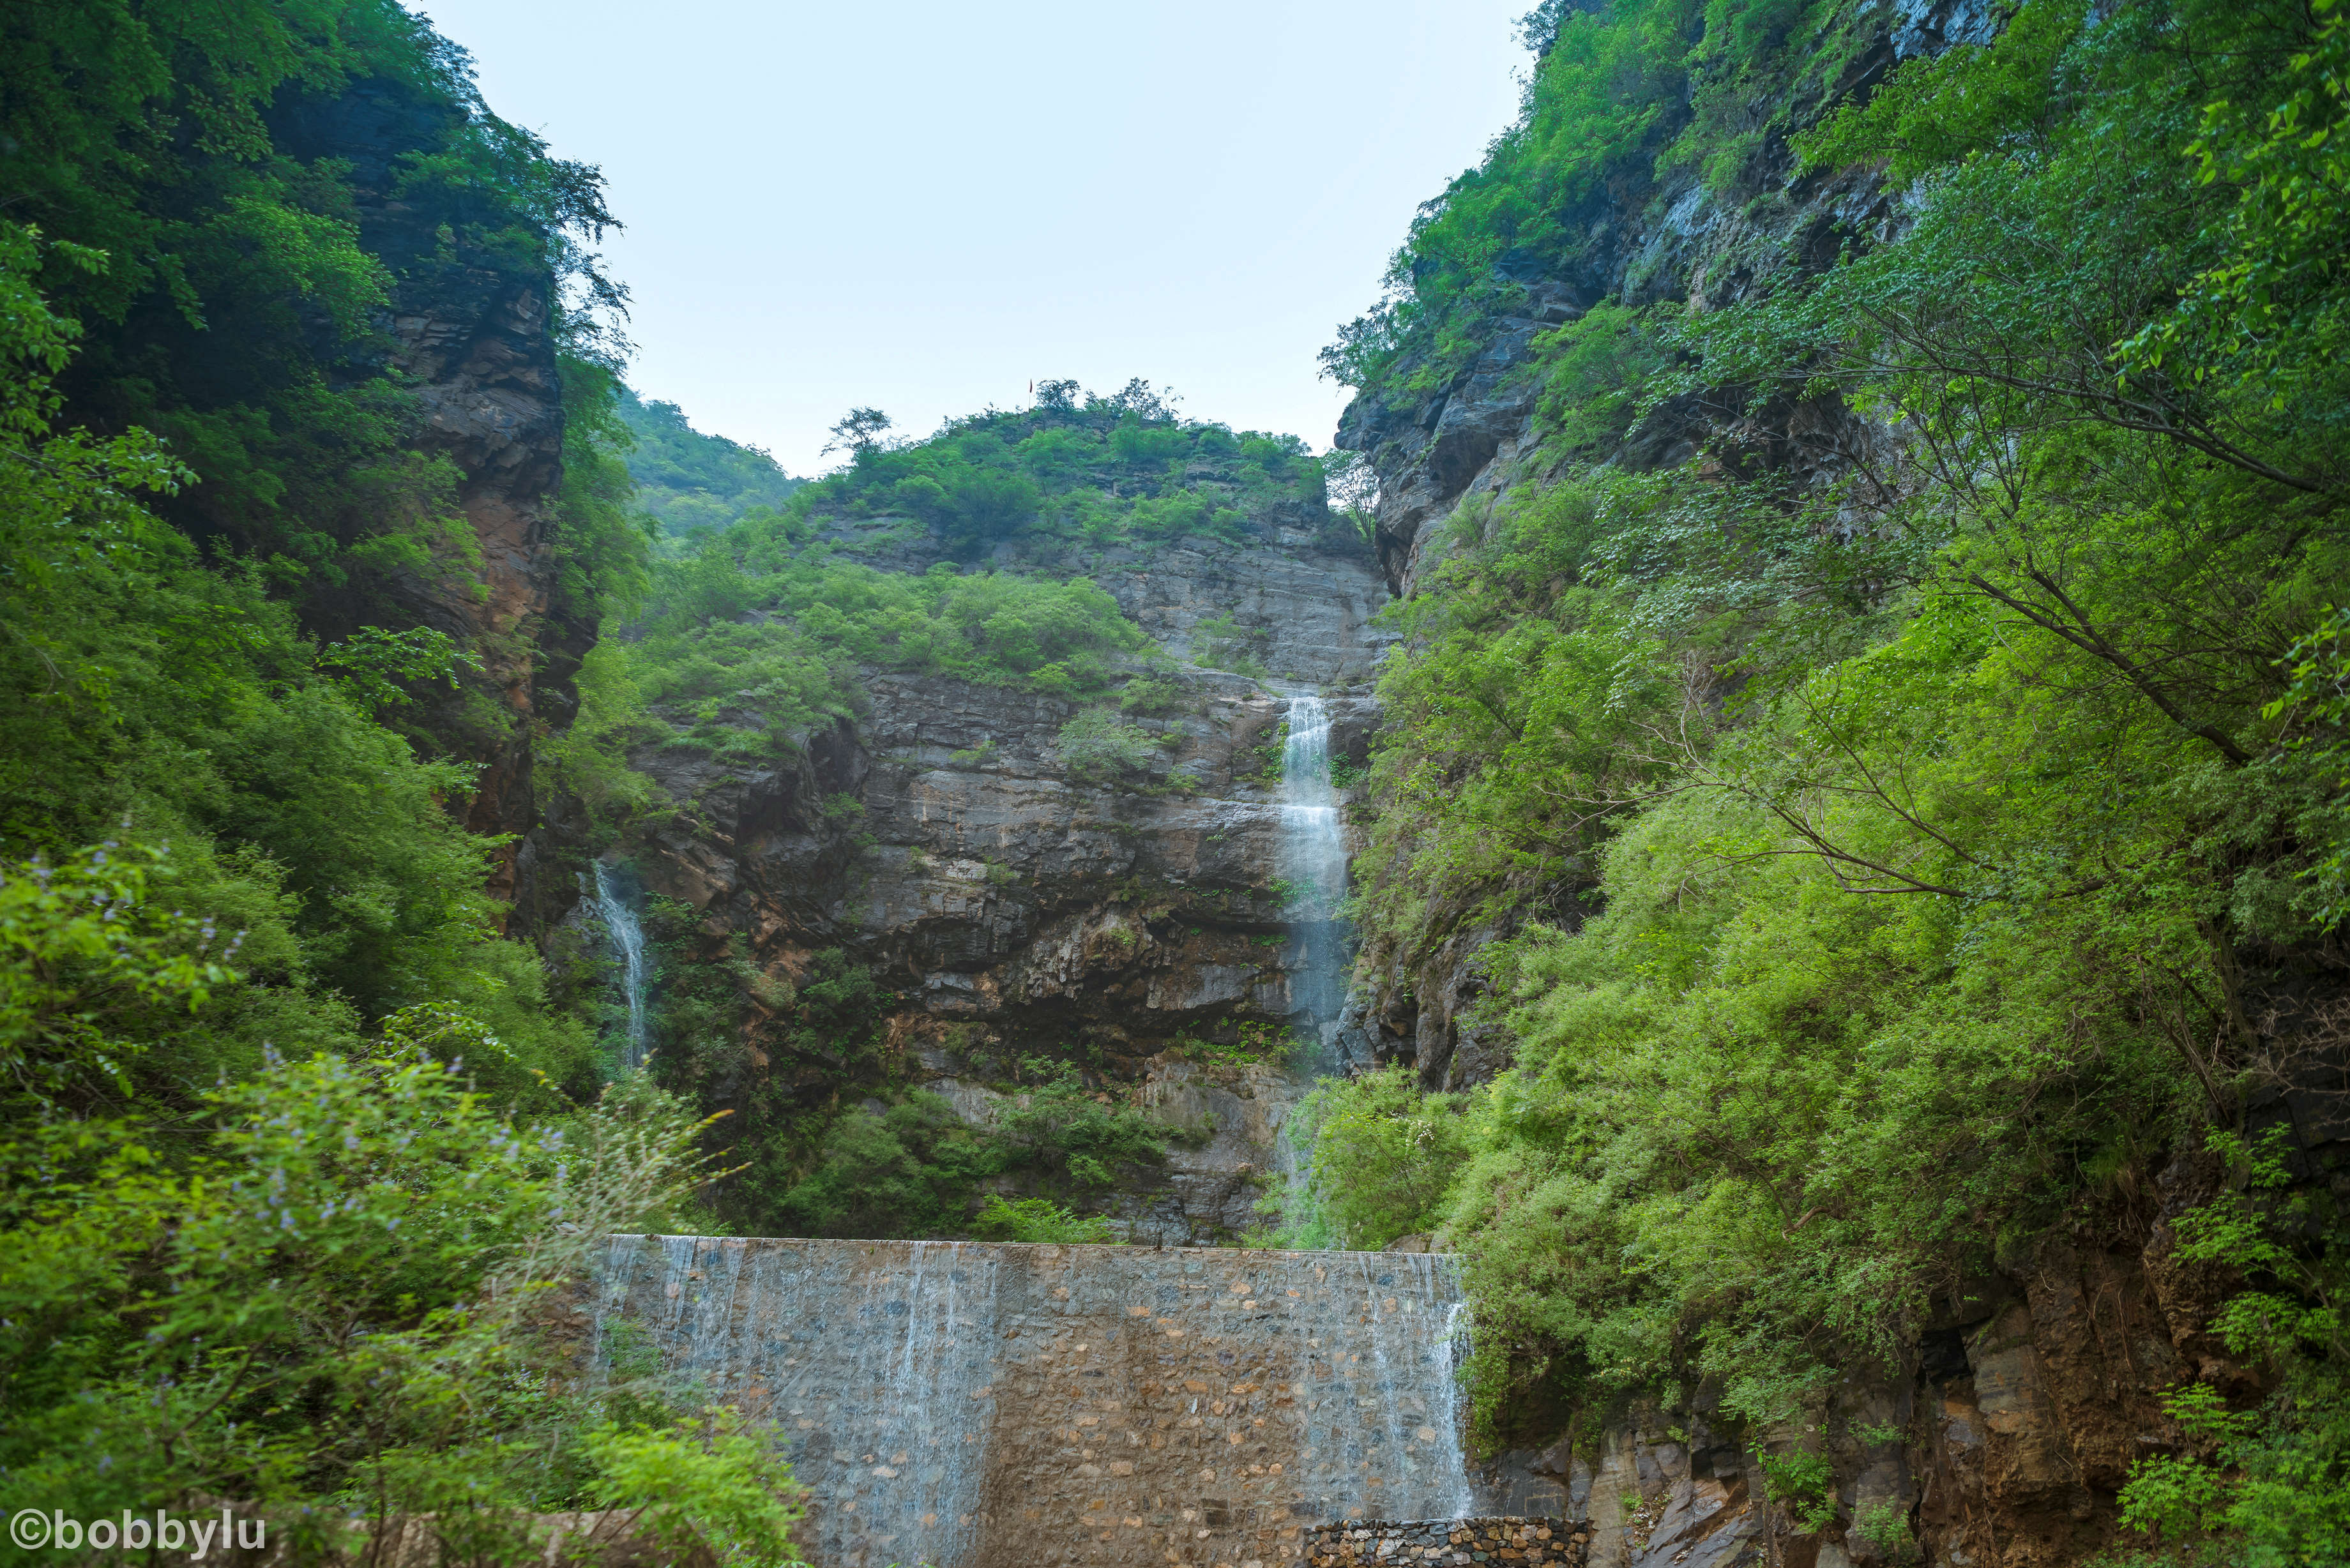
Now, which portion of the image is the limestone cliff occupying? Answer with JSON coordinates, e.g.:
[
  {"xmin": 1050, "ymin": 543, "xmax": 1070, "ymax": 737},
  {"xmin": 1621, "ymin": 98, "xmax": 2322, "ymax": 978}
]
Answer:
[
  {"xmin": 595, "ymin": 511, "xmax": 1391, "ymax": 1243},
  {"xmin": 273, "ymin": 77, "xmax": 586, "ymax": 909},
  {"xmin": 1335, "ymin": 0, "xmax": 2001, "ymax": 1095}
]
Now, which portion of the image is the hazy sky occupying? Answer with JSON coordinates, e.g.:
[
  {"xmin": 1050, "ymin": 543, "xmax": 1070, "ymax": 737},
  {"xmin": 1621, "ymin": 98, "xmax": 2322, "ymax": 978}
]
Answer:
[{"xmin": 415, "ymin": 2, "xmax": 1533, "ymax": 473}]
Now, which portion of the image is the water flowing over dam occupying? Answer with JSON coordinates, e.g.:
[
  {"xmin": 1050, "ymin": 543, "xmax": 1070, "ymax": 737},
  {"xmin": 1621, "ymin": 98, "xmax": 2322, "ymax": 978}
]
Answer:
[
  {"xmin": 593, "ymin": 1238, "xmax": 1487, "ymax": 1568},
  {"xmin": 592, "ymin": 861, "xmax": 651, "ymax": 1071}
]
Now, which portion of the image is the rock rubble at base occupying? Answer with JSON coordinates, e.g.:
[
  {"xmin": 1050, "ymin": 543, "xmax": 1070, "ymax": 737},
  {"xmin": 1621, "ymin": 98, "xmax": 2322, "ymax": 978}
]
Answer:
[{"xmin": 1305, "ymin": 1518, "xmax": 1586, "ymax": 1568}]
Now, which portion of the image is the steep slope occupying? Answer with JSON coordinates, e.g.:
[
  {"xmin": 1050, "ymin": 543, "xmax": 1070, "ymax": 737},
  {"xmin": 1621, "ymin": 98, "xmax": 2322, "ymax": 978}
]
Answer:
[
  {"xmin": 618, "ymin": 384, "xmax": 808, "ymax": 538},
  {"xmin": 1315, "ymin": 1, "xmax": 2350, "ymax": 1565},
  {"xmin": 567, "ymin": 388, "xmax": 1391, "ymax": 1243}
]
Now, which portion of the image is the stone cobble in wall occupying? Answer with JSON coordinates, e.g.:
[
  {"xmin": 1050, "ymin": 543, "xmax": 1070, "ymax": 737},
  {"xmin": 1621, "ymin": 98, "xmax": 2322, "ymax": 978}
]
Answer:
[
  {"xmin": 593, "ymin": 1237, "xmax": 1488, "ymax": 1568},
  {"xmin": 1306, "ymin": 1519, "xmax": 1584, "ymax": 1568}
]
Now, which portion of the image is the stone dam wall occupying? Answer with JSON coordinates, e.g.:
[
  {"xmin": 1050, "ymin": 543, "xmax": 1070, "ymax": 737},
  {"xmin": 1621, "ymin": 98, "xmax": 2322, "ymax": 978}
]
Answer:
[
  {"xmin": 593, "ymin": 1237, "xmax": 1535, "ymax": 1568},
  {"xmin": 1306, "ymin": 1519, "xmax": 1586, "ymax": 1568}
]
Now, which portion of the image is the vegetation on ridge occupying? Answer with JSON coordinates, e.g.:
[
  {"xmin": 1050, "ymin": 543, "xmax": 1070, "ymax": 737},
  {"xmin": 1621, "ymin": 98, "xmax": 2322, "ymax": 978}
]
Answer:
[
  {"xmin": 787, "ymin": 377, "xmax": 1338, "ymax": 559},
  {"xmin": 618, "ymin": 384, "xmax": 807, "ymax": 539},
  {"xmin": 1298, "ymin": 0, "xmax": 2350, "ymax": 1556},
  {"xmin": 0, "ymin": 4, "xmax": 795, "ymax": 1557}
]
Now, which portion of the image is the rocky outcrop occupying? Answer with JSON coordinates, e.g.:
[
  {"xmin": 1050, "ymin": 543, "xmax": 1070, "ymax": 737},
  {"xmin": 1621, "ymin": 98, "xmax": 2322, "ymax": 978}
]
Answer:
[
  {"xmin": 273, "ymin": 78, "xmax": 584, "ymax": 911},
  {"xmin": 610, "ymin": 520, "xmax": 1390, "ymax": 1240},
  {"xmin": 819, "ymin": 515, "xmax": 1391, "ymax": 687},
  {"xmin": 1331, "ymin": 0, "xmax": 2014, "ymax": 1094}
]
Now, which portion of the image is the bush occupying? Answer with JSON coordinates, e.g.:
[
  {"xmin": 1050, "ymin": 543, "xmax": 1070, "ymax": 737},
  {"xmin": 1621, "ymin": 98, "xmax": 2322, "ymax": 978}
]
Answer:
[
  {"xmin": 1292, "ymin": 1064, "xmax": 1466, "ymax": 1249},
  {"xmin": 1058, "ymin": 710, "xmax": 1159, "ymax": 780},
  {"xmin": 972, "ymin": 1195, "xmax": 1118, "ymax": 1244}
]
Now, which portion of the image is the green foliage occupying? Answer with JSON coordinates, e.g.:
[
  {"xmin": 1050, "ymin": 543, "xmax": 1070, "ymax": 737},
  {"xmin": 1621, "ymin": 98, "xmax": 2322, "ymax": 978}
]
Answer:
[
  {"xmin": 1323, "ymin": 0, "xmax": 1877, "ymax": 395},
  {"xmin": 754, "ymin": 1093, "xmax": 1000, "ymax": 1240},
  {"xmin": 0, "ymin": 841, "xmax": 240, "ymax": 1119},
  {"xmin": 2263, "ymin": 603, "xmax": 2350, "ymax": 929},
  {"xmin": 1192, "ymin": 612, "xmax": 1271, "ymax": 677},
  {"xmin": 973, "ymin": 1195, "xmax": 1118, "ymax": 1244},
  {"xmin": 0, "ymin": 863, "xmax": 745, "ymax": 1558},
  {"xmin": 1059, "ymin": 709, "xmax": 1161, "ymax": 780},
  {"xmin": 1330, "ymin": 0, "xmax": 2350, "ymax": 1497},
  {"xmin": 0, "ymin": 26, "xmax": 697, "ymax": 1528},
  {"xmin": 551, "ymin": 356, "xmax": 659, "ymax": 635},
  {"xmin": 618, "ymin": 383, "xmax": 805, "ymax": 539},
  {"xmin": 1850, "ymin": 1500, "xmax": 1919, "ymax": 1564},
  {"xmin": 2118, "ymin": 0, "xmax": 2350, "ymax": 418},
  {"xmin": 581, "ymin": 523, "xmax": 1155, "ymax": 790},
  {"xmin": 1530, "ymin": 303, "xmax": 1676, "ymax": 455},
  {"xmin": 724, "ymin": 1046, "xmax": 1176, "ymax": 1239},
  {"xmin": 787, "ymin": 379, "xmax": 1325, "ymax": 559},
  {"xmin": 1, "ymin": 0, "xmax": 632, "ymax": 633},
  {"xmin": 1166, "ymin": 1021, "xmax": 1294, "ymax": 1073},
  {"xmin": 317, "ymin": 625, "xmax": 485, "ymax": 714},
  {"xmin": 2114, "ymin": 1130, "xmax": 2347, "ymax": 1561},
  {"xmin": 1119, "ymin": 677, "xmax": 1186, "ymax": 715},
  {"xmin": 1758, "ymin": 1449, "xmax": 1838, "ymax": 1532},
  {"xmin": 1352, "ymin": 467, "xmax": 1683, "ymax": 958},
  {"xmin": 995, "ymin": 1060, "xmax": 1172, "ymax": 1191},
  {"xmin": 540, "ymin": 638, "xmax": 661, "ymax": 840},
  {"xmin": 0, "ymin": 225, "xmax": 600, "ymax": 1097},
  {"xmin": 1294, "ymin": 1066, "xmax": 1466, "ymax": 1250},
  {"xmin": 582, "ymin": 1407, "xmax": 808, "ymax": 1568}
]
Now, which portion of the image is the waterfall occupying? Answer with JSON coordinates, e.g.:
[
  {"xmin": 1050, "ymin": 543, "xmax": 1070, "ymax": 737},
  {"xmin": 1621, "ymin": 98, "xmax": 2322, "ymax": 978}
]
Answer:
[
  {"xmin": 591, "ymin": 1239, "xmax": 1492, "ymax": 1568},
  {"xmin": 1277, "ymin": 692, "xmax": 1351, "ymax": 1069},
  {"xmin": 592, "ymin": 861, "xmax": 650, "ymax": 1071}
]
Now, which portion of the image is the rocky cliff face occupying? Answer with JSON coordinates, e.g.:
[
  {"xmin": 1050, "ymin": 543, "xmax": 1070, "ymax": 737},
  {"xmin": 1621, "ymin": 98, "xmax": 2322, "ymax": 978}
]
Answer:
[
  {"xmin": 1333, "ymin": 0, "xmax": 2005, "ymax": 1095},
  {"xmin": 1320, "ymin": 3, "xmax": 2319, "ymax": 1564},
  {"xmin": 605, "ymin": 518, "xmax": 1391, "ymax": 1242},
  {"xmin": 275, "ymin": 77, "xmax": 585, "ymax": 910}
]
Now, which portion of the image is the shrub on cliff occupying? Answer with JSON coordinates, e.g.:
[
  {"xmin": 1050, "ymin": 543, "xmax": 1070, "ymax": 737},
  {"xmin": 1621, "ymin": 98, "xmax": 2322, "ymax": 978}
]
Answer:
[
  {"xmin": 1058, "ymin": 709, "xmax": 1162, "ymax": 780},
  {"xmin": 973, "ymin": 1195, "xmax": 1119, "ymax": 1244},
  {"xmin": 1313, "ymin": 0, "xmax": 2350, "ymax": 1529}
]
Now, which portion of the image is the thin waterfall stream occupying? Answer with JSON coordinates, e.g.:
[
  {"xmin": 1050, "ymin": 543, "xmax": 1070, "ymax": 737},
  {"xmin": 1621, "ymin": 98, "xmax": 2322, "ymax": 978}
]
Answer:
[
  {"xmin": 1266, "ymin": 691, "xmax": 1475, "ymax": 1508},
  {"xmin": 1276, "ymin": 691, "xmax": 1350, "ymax": 1069},
  {"xmin": 591, "ymin": 861, "xmax": 650, "ymax": 1071}
]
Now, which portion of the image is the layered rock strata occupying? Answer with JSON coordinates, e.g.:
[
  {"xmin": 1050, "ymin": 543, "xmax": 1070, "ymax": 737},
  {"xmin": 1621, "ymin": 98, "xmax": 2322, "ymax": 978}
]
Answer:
[{"xmin": 612, "ymin": 522, "xmax": 1391, "ymax": 1240}]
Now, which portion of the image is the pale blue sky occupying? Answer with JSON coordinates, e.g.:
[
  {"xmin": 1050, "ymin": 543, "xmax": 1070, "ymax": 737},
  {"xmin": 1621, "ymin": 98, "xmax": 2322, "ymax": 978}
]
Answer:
[{"xmin": 414, "ymin": 1, "xmax": 1533, "ymax": 472}]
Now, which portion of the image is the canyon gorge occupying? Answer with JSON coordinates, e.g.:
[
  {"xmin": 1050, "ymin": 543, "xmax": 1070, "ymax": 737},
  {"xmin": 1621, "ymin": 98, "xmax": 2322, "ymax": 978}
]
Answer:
[{"xmin": 2, "ymin": 0, "xmax": 2344, "ymax": 1565}]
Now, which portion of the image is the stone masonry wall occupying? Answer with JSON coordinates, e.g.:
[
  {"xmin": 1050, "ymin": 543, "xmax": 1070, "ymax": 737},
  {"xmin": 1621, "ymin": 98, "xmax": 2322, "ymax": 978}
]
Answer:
[
  {"xmin": 592, "ymin": 1238, "xmax": 1524, "ymax": 1568},
  {"xmin": 1307, "ymin": 1519, "xmax": 1587, "ymax": 1568}
]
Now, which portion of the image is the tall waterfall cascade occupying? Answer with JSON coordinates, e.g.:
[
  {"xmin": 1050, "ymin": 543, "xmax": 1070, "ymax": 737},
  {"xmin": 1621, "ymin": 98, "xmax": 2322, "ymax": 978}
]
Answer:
[
  {"xmin": 1276, "ymin": 692, "xmax": 1351, "ymax": 1068},
  {"xmin": 591, "ymin": 861, "xmax": 650, "ymax": 1071},
  {"xmin": 592, "ymin": 1238, "xmax": 1499, "ymax": 1568}
]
